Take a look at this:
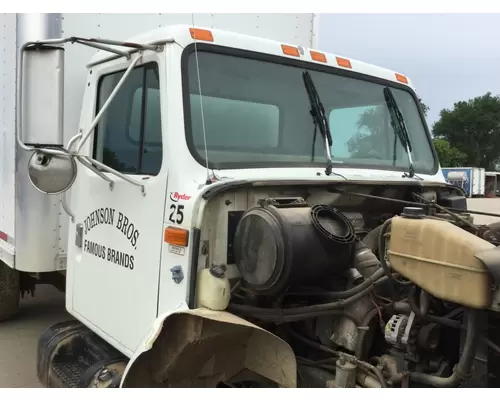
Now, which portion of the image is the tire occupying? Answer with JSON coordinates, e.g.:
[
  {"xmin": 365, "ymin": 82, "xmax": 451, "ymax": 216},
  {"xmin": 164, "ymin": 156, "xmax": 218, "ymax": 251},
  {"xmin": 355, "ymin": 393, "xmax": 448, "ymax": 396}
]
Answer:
[{"xmin": 0, "ymin": 261, "xmax": 20, "ymax": 322}]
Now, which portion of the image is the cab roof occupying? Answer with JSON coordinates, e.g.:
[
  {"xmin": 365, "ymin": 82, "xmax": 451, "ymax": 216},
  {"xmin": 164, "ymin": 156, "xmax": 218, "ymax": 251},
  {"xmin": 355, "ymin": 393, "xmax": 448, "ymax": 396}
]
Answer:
[{"xmin": 89, "ymin": 24, "xmax": 415, "ymax": 89}]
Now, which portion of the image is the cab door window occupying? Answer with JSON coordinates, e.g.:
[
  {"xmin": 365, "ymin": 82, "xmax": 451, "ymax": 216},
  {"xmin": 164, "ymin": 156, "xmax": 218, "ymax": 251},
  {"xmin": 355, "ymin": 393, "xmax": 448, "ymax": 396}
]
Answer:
[{"xmin": 93, "ymin": 63, "xmax": 162, "ymax": 175}]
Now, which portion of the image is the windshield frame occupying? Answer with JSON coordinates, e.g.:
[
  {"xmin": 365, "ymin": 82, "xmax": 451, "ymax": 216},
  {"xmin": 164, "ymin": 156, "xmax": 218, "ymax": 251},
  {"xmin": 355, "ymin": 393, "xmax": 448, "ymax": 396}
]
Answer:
[{"xmin": 180, "ymin": 43, "xmax": 439, "ymax": 175}]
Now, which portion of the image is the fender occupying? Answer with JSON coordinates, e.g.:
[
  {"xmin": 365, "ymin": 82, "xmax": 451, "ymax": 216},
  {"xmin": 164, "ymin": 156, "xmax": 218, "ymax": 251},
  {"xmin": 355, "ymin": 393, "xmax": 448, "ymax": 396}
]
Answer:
[{"xmin": 120, "ymin": 304, "xmax": 297, "ymax": 388}]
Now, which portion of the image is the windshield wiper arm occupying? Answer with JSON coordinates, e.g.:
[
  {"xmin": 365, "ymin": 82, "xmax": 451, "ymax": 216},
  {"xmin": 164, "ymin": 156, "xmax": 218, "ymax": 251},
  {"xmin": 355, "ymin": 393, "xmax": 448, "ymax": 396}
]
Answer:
[
  {"xmin": 383, "ymin": 86, "xmax": 415, "ymax": 178},
  {"xmin": 302, "ymin": 70, "xmax": 333, "ymax": 176}
]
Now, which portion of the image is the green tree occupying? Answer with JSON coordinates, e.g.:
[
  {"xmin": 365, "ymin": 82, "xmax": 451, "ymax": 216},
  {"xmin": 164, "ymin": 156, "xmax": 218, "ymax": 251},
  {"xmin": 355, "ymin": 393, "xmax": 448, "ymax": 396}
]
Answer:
[
  {"xmin": 432, "ymin": 138, "xmax": 467, "ymax": 167},
  {"xmin": 347, "ymin": 105, "xmax": 387, "ymax": 158},
  {"xmin": 347, "ymin": 98, "xmax": 430, "ymax": 159},
  {"xmin": 432, "ymin": 92, "xmax": 500, "ymax": 170},
  {"xmin": 420, "ymin": 100, "xmax": 429, "ymax": 118}
]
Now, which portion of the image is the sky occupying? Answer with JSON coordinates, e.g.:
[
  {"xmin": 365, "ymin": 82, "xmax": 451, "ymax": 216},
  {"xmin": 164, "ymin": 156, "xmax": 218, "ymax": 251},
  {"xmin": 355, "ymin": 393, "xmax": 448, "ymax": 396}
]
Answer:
[{"xmin": 318, "ymin": 13, "xmax": 500, "ymax": 129}]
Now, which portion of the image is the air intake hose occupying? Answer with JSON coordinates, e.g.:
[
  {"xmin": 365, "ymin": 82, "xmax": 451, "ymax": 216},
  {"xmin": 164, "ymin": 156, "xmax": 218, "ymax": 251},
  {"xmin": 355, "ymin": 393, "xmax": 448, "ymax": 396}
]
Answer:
[{"xmin": 353, "ymin": 240, "xmax": 382, "ymax": 278}]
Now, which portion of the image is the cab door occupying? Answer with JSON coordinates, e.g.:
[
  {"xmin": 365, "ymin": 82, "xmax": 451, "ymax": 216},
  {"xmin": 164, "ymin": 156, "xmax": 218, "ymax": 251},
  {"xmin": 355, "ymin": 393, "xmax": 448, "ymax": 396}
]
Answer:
[{"xmin": 66, "ymin": 52, "xmax": 168, "ymax": 355}]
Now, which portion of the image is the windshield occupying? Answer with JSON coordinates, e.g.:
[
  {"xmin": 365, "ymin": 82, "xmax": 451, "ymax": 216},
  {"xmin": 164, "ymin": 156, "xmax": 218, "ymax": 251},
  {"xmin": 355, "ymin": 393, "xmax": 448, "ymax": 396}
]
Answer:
[{"xmin": 182, "ymin": 47, "xmax": 437, "ymax": 175}]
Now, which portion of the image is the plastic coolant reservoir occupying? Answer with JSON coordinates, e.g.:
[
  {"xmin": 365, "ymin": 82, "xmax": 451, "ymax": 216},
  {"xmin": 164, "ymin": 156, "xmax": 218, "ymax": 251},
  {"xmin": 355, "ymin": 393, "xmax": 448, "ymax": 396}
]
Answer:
[
  {"xmin": 196, "ymin": 266, "xmax": 231, "ymax": 311},
  {"xmin": 387, "ymin": 212, "xmax": 495, "ymax": 309}
]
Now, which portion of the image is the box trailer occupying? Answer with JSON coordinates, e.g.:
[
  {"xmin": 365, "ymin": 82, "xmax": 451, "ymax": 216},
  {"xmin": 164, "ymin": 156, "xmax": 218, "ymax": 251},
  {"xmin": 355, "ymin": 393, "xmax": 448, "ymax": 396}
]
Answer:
[
  {"xmin": 485, "ymin": 171, "xmax": 500, "ymax": 197},
  {"xmin": 4, "ymin": 12, "xmax": 499, "ymax": 389},
  {"xmin": 441, "ymin": 167, "xmax": 485, "ymax": 198}
]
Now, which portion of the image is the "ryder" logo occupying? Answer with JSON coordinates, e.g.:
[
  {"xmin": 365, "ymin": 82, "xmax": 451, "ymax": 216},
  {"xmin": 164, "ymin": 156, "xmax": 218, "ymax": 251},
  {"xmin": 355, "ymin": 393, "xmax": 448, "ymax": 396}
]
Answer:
[{"xmin": 170, "ymin": 192, "xmax": 191, "ymax": 202}]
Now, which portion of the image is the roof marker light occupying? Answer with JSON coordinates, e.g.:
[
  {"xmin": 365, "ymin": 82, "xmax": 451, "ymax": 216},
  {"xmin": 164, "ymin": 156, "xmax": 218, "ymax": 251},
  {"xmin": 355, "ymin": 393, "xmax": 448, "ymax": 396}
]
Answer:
[
  {"xmin": 395, "ymin": 73, "xmax": 409, "ymax": 84},
  {"xmin": 281, "ymin": 44, "xmax": 300, "ymax": 57},
  {"xmin": 310, "ymin": 50, "xmax": 327, "ymax": 63},
  {"xmin": 336, "ymin": 57, "xmax": 352, "ymax": 69},
  {"xmin": 189, "ymin": 28, "xmax": 214, "ymax": 42}
]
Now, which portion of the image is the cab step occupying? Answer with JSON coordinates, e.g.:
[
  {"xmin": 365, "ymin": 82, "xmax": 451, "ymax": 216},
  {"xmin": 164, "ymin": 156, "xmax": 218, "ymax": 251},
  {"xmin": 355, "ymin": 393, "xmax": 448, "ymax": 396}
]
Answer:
[{"xmin": 37, "ymin": 320, "xmax": 128, "ymax": 388}]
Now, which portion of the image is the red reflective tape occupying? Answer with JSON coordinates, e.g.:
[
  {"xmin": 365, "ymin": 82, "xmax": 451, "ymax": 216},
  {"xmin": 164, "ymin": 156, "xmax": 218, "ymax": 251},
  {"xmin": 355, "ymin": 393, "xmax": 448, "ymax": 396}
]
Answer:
[{"xmin": 0, "ymin": 231, "xmax": 7, "ymax": 242}]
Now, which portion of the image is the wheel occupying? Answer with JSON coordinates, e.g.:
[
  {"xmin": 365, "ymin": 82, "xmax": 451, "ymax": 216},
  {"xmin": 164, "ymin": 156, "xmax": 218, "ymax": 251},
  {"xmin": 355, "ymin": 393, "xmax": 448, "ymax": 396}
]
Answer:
[{"xmin": 0, "ymin": 261, "xmax": 20, "ymax": 321}]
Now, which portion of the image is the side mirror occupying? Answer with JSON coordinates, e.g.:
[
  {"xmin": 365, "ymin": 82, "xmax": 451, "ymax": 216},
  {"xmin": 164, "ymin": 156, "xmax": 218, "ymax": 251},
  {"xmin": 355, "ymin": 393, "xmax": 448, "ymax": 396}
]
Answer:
[
  {"xmin": 20, "ymin": 43, "xmax": 73, "ymax": 194},
  {"xmin": 21, "ymin": 44, "xmax": 64, "ymax": 147},
  {"xmin": 28, "ymin": 150, "xmax": 77, "ymax": 195}
]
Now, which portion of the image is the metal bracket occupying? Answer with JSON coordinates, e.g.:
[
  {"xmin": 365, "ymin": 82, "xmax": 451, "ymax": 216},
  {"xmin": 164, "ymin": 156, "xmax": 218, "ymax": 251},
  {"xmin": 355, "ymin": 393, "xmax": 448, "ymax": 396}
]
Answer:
[
  {"xmin": 17, "ymin": 38, "xmax": 153, "ymax": 200},
  {"xmin": 62, "ymin": 192, "xmax": 75, "ymax": 222},
  {"xmin": 401, "ymin": 311, "xmax": 416, "ymax": 345}
]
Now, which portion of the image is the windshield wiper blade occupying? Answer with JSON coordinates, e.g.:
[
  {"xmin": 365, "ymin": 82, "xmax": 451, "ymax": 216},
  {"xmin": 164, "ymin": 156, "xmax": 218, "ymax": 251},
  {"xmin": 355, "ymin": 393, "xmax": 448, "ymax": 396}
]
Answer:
[
  {"xmin": 383, "ymin": 86, "xmax": 415, "ymax": 178},
  {"xmin": 302, "ymin": 70, "xmax": 333, "ymax": 176}
]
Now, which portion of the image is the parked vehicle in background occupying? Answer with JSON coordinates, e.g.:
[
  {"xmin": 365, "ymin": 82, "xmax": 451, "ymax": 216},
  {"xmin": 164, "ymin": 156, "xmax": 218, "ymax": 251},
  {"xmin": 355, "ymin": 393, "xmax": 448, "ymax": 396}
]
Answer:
[{"xmin": 442, "ymin": 167, "xmax": 485, "ymax": 197}]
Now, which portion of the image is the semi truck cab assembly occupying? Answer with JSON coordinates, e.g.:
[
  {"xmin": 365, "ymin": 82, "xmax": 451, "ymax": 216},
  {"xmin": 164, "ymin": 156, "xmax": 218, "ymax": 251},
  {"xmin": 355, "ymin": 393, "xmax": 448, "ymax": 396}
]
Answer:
[{"xmin": 2, "ymin": 13, "xmax": 500, "ymax": 388}]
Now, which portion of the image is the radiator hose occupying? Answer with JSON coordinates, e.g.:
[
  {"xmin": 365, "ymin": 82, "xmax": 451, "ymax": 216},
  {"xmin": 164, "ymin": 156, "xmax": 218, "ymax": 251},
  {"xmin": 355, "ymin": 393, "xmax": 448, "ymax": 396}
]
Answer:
[{"xmin": 409, "ymin": 309, "xmax": 481, "ymax": 387}]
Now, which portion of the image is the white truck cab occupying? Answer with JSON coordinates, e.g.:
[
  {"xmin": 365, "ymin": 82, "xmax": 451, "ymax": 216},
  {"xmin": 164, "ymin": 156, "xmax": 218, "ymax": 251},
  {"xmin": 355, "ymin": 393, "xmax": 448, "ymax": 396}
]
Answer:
[
  {"xmin": 9, "ymin": 14, "xmax": 496, "ymax": 390},
  {"xmin": 62, "ymin": 24, "xmax": 446, "ymax": 357}
]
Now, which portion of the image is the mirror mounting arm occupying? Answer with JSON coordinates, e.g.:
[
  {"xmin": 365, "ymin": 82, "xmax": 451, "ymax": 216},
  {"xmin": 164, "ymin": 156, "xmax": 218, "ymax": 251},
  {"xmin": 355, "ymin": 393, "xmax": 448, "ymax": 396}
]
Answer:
[
  {"xmin": 77, "ymin": 156, "xmax": 146, "ymax": 196},
  {"xmin": 19, "ymin": 38, "xmax": 154, "ymax": 198}
]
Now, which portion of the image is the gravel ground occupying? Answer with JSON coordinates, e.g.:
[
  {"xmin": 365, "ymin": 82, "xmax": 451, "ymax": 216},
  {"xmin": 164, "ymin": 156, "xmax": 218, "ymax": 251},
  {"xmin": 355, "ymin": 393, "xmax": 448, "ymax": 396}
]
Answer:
[{"xmin": 0, "ymin": 285, "xmax": 68, "ymax": 387}]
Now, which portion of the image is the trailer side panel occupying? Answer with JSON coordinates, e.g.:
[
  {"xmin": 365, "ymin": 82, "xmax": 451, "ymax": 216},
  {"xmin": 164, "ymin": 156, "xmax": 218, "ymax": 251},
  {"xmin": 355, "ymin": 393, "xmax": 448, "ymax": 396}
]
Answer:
[
  {"xmin": 0, "ymin": 14, "xmax": 17, "ymax": 267},
  {"xmin": 0, "ymin": 14, "xmax": 17, "ymax": 241},
  {"xmin": 14, "ymin": 14, "xmax": 66, "ymax": 272}
]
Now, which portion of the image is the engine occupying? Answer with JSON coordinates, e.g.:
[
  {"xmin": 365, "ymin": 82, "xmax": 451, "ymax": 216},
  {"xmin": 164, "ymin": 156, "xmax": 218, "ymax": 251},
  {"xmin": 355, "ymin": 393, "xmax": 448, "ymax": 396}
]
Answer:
[{"xmin": 227, "ymin": 197, "xmax": 500, "ymax": 388}]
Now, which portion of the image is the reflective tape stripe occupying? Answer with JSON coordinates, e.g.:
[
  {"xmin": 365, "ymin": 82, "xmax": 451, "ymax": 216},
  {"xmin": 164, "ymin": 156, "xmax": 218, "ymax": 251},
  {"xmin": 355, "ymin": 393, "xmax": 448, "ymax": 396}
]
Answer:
[{"xmin": 0, "ymin": 230, "xmax": 14, "ymax": 245}]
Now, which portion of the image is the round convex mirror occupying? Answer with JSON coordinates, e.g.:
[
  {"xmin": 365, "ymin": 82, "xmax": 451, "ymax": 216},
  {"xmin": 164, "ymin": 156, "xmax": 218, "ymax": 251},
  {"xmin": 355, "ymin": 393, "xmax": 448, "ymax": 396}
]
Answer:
[{"xmin": 28, "ymin": 150, "xmax": 77, "ymax": 195}]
